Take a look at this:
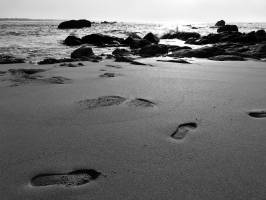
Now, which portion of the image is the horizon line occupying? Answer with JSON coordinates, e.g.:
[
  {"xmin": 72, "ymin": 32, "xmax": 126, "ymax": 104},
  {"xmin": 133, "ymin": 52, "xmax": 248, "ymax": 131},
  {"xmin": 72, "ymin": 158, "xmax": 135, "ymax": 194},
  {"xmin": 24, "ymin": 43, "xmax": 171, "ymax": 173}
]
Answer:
[{"xmin": 0, "ymin": 17, "xmax": 266, "ymax": 24}]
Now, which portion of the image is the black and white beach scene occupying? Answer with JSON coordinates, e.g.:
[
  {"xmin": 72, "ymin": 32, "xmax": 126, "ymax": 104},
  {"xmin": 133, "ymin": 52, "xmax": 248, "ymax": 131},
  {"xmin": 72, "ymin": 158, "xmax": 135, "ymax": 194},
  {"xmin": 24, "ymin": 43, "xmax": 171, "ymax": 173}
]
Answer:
[{"xmin": 1, "ymin": 0, "xmax": 266, "ymax": 199}]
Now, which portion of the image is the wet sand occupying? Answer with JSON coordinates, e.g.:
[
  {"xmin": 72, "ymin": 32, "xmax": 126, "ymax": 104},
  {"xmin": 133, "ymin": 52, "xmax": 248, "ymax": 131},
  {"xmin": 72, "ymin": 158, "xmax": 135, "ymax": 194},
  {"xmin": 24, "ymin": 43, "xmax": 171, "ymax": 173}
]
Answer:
[{"xmin": 1, "ymin": 58, "xmax": 266, "ymax": 200}]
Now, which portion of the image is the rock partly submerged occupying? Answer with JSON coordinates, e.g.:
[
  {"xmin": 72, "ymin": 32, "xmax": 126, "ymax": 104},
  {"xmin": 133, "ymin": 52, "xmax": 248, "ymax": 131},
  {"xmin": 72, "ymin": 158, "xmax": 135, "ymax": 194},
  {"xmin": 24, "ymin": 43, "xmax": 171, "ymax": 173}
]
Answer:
[
  {"xmin": 161, "ymin": 31, "xmax": 201, "ymax": 41},
  {"xmin": 217, "ymin": 25, "xmax": 239, "ymax": 33},
  {"xmin": 187, "ymin": 30, "xmax": 266, "ymax": 45},
  {"xmin": 38, "ymin": 58, "xmax": 75, "ymax": 65},
  {"xmin": 125, "ymin": 32, "xmax": 159, "ymax": 49},
  {"xmin": 0, "ymin": 54, "xmax": 25, "ymax": 64},
  {"xmin": 114, "ymin": 56, "xmax": 150, "ymax": 66},
  {"xmin": 209, "ymin": 55, "xmax": 246, "ymax": 61},
  {"xmin": 169, "ymin": 46, "xmax": 225, "ymax": 58},
  {"xmin": 63, "ymin": 35, "xmax": 82, "ymax": 46},
  {"xmin": 215, "ymin": 20, "xmax": 226, "ymax": 27},
  {"xmin": 71, "ymin": 46, "xmax": 102, "ymax": 61},
  {"xmin": 81, "ymin": 34, "xmax": 124, "ymax": 47},
  {"xmin": 112, "ymin": 48, "xmax": 131, "ymax": 56},
  {"xmin": 143, "ymin": 32, "xmax": 160, "ymax": 44},
  {"xmin": 58, "ymin": 19, "xmax": 92, "ymax": 29},
  {"xmin": 139, "ymin": 44, "xmax": 169, "ymax": 57}
]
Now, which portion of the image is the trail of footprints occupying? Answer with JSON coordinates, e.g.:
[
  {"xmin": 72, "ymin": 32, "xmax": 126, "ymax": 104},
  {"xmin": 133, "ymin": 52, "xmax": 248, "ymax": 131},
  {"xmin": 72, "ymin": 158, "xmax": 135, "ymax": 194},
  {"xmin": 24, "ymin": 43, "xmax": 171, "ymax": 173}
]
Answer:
[{"xmin": 12, "ymin": 65, "xmax": 266, "ymax": 189}]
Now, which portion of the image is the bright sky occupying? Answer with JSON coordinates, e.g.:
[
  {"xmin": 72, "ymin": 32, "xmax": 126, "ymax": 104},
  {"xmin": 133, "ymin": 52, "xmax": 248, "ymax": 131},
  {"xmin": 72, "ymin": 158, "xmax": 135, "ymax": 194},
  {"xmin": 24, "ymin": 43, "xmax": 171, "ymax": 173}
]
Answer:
[{"xmin": 1, "ymin": 0, "xmax": 266, "ymax": 23}]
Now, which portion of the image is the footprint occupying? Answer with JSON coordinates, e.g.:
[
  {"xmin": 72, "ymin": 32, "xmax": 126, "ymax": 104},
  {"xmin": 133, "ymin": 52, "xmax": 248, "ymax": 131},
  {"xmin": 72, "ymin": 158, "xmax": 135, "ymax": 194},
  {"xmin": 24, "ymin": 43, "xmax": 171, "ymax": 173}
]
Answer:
[
  {"xmin": 105, "ymin": 64, "xmax": 122, "ymax": 69},
  {"xmin": 44, "ymin": 76, "xmax": 72, "ymax": 84},
  {"xmin": 8, "ymin": 68, "xmax": 46, "ymax": 75},
  {"xmin": 0, "ymin": 71, "xmax": 7, "ymax": 76},
  {"xmin": 99, "ymin": 73, "xmax": 116, "ymax": 78},
  {"xmin": 248, "ymin": 110, "xmax": 266, "ymax": 118},
  {"xmin": 79, "ymin": 96, "xmax": 127, "ymax": 109},
  {"xmin": 171, "ymin": 122, "xmax": 198, "ymax": 140},
  {"xmin": 31, "ymin": 169, "xmax": 101, "ymax": 187},
  {"xmin": 127, "ymin": 98, "xmax": 156, "ymax": 108}
]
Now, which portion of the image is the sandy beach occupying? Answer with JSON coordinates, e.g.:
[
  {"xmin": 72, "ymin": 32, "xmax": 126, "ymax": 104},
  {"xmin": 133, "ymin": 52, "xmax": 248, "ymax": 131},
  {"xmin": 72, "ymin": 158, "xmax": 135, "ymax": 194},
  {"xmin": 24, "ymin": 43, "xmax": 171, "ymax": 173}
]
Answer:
[{"xmin": 1, "ymin": 58, "xmax": 266, "ymax": 199}]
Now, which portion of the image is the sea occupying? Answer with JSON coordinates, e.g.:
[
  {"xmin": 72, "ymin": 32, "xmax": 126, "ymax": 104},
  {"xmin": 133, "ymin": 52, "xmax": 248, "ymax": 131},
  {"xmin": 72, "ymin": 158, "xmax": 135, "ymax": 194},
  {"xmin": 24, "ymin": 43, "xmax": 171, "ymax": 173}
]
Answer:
[{"xmin": 0, "ymin": 19, "xmax": 265, "ymax": 63}]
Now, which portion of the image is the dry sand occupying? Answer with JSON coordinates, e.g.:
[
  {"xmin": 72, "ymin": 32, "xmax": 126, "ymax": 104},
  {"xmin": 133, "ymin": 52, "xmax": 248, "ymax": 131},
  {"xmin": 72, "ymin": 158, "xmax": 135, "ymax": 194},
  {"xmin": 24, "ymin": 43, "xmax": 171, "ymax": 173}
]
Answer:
[{"xmin": 1, "ymin": 58, "xmax": 266, "ymax": 200}]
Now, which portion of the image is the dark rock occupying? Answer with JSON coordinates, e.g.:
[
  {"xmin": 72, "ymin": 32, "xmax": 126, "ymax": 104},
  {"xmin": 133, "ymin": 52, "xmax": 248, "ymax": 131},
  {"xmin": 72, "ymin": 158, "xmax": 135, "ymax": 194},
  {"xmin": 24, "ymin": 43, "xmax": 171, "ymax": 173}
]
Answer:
[
  {"xmin": 124, "ymin": 33, "xmax": 142, "ymax": 46},
  {"xmin": 112, "ymin": 48, "xmax": 131, "ymax": 56},
  {"xmin": 63, "ymin": 35, "xmax": 82, "ymax": 46},
  {"xmin": 157, "ymin": 59, "xmax": 191, "ymax": 64},
  {"xmin": 213, "ymin": 43, "xmax": 252, "ymax": 58},
  {"xmin": 214, "ymin": 42, "xmax": 266, "ymax": 59},
  {"xmin": 143, "ymin": 33, "xmax": 160, "ymax": 44},
  {"xmin": 219, "ymin": 32, "xmax": 242, "ymax": 43},
  {"xmin": 256, "ymin": 30, "xmax": 266, "ymax": 42},
  {"xmin": 106, "ymin": 54, "xmax": 115, "ymax": 59},
  {"xmin": 167, "ymin": 45, "xmax": 192, "ymax": 52},
  {"xmin": 129, "ymin": 39, "xmax": 152, "ymax": 49},
  {"xmin": 38, "ymin": 58, "xmax": 59, "ymax": 65},
  {"xmin": 8, "ymin": 68, "xmax": 46, "ymax": 75},
  {"xmin": 186, "ymin": 33, "xmax": 221, "ymax": 45},
  {"xmin": 58, "ymin": 19, "xmax": 91, "ymax": 29},
  {"xmin": 215, "ymin": 20, "xmax": 226, "ymax": 27},
  {"xmin": 217, "ymin": 25, "xmax": 239, "ymax": 33},
  {"xmin": 101, "ymin": 21, "xmax": 116, "ymax": 24},
  {"xmin": 81, "ymin": 34, "xmax": 124, "ymax": 46},
  {"xmin": 139, "ymin": 44, "xmax": 168, "ymax": 57},
  {"xmin": 187, "ymin": 31, "xmax": 257, "ymax": 45},
  {"xmin": 238, "ymin": 32, "xmax": 257, "ymax": 43},
  {"xmin": 115, "ymin": 56, "xmax": 149, "ymax": 66},
  {"xmin": 209, "ymin": 55, "xmax": 245, "ymax": 61},
  {"xmin": 0, "ymin": 54, "xmax": 25, "ymax": 64},
  {"xmin": 71, "ymin": 46, "xmax": 94, "ymax": 59},
  {"xmin": 251, "ymin": 43, "xmax": 266, "ymax": 58},
  {"xmin": 169, "ymin": 46, "xmax": 225, "ymax": 58},
  {"xmin": 128, "ymin": 33, "xmax": 142, "ymax": 40},
  {"xmin": 38, "ymin": 58, "xmax": 74, "ymax": 65},
  {"xmin": 161, "ymin": 31, "xmax": 201, "ymax": 41}
]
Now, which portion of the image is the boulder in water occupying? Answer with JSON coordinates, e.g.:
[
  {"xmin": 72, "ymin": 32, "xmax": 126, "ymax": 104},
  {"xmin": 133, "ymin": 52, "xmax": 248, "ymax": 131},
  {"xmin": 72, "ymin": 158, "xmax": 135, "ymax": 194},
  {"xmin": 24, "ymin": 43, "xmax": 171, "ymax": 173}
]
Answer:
[
  {"xmin": 169, "ymin": 46, "xmax": 225, "ymax": 58},
  {"xmin": 0, "ymin": 54, "xmax": 25, "ymax": 64},
  {"xmin": 58, "ymin": 20, "xmax": 92, "ymax": 29},
  {"xmin": 112, "ymin": 48, "xmax": 131, "ymax": 56},
  {"xmin": 129, "ymin": 39, "xmax": 151, "ymax": 49},
  {"xmin": 209, "ymin": 55, "xmax": 245, "ymax": 61},
  {"xmin": 217, "ymin": 25, "xmax": 239, "ymax": 33},
  {"xmin": 139, "ymin": 44, "xmax": 168, "ymax": 57},
  {"xmin": 143, "ymin": 33, "xmax": 160, "ymax": 44},
  {"xmin": 38, "ymin": 58, "xmax": 75, "ymax": 65},
  {"xmin": 161, "ymin": 31, "xmax": 201, "ymax": 41},
  {"xmin": 71, "ymin": 46, "xmax": 95, "ymax": 59},
  {"xmin": 255, "ymin": 30, "xmax": 266, "ymax": 42},
  {"xmin": 215, "ymin": 20, "xmax": 226, "ymax": 27},
  {"xmin": 81, "ymin": 34, "xmax": 124, "ymax": 46},
  {"xmin": 63, "ymin": 35, "xmax": 82, "ymax": 46}
]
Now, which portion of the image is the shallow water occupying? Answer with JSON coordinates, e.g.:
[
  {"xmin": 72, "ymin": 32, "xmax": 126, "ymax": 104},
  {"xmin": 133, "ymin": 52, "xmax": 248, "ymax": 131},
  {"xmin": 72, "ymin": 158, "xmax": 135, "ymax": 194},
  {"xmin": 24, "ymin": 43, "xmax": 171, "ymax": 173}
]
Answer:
[{"xmin": 0, "ymin": 19, "xmax": 265, "ymax": 62}]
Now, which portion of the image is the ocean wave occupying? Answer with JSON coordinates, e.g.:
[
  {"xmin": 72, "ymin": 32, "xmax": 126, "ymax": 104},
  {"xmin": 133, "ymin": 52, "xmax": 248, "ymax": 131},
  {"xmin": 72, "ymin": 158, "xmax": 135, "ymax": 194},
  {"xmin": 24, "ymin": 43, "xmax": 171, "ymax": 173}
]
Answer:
[{"xmin": 0, "ymin": 20, "xmax": 265, "ymax": 62}]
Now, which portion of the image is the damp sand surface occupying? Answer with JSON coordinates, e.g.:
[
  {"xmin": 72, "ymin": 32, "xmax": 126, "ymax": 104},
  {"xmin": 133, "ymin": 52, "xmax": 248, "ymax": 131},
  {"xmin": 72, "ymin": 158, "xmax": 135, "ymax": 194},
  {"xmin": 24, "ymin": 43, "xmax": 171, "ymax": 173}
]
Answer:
[{"xmin": 1, "ymin": 59, "xmax": 266, "ymax": 200}]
